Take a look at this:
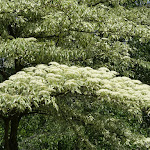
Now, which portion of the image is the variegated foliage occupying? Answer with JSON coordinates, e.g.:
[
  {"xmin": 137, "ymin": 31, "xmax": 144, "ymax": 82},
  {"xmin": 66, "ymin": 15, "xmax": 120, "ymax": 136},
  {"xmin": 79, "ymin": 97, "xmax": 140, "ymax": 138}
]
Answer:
[
  {"xmin": 0, "ymin": 62, "xmax": 150, "ymax": 149},
  {"xmin": 0, "ymin": 0, "xmax": 150, "ymax": 84}
]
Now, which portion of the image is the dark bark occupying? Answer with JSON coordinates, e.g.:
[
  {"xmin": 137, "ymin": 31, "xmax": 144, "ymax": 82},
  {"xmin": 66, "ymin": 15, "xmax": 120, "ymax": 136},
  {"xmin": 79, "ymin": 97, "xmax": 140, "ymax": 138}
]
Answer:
[
  {"xmin": 15, "ymin": 59, "xmax": 24, "ymax": 72},
  {"xmin": 9, "ymin": 115, "xmax": 20, "ymax": 150},
  {"xmin": 3, "ymin": 115, "xmax": 20, "ymax": 150},
  {"xmin": 4, "ymin": 118, "xmax": 10, "ymax": 150}
]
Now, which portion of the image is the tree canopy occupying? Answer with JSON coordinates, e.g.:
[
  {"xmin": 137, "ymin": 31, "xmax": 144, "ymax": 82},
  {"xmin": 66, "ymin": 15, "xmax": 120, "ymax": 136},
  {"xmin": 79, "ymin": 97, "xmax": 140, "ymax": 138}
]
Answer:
[
  {"xmin": 0, "ymin": 62, "xmax": 150, "ymax": 149},
  {"xmin": 0, "ymin": 0, "xmax": 150, "ymax": 149},
  {"xmin": 0, "ymin": 0, "xmax": 150, "ymax": 84}
]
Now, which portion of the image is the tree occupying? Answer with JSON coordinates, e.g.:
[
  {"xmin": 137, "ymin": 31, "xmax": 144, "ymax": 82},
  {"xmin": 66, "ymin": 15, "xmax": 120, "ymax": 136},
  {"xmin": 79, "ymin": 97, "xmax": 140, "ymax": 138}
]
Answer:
[
  {"xmin": 0, "ymin": 0, "xmax": 150, "ymax": 84},
  {"xmin": 0, "ymin": 0, "xmax": 150, "ymax": 149},
  {"xmin": 0, "ymin": 62, "xmax": 150, "ymax": 150}
]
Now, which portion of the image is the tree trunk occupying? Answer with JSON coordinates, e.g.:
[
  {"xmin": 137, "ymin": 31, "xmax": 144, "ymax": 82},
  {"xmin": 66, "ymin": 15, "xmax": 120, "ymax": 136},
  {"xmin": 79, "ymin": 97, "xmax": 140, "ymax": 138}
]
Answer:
[
  {"xmin": 3, "ymin": 115, "xmax": 20, "ymax": 150},
  {"xmin": 15, "ymin": 59, "xmax": 24, "ymax": 72},
  {"xmin": 9, "ymin": 115, "xmax": 20, "ymax": 150},
  {"xmin": 4, "ymin": 118, "xmax": 10, "ymax": 150}
]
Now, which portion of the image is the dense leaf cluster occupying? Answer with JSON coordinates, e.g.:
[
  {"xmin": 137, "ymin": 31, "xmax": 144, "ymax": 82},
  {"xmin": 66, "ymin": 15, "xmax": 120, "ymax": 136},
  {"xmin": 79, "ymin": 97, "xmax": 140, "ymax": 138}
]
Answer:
[
  {"xmin": 0, "ymin": 63, "xmax": 150, "ymax": 149},
  {"xmin": 0, "ymin": 0, "xmax": 150, "ymax": 84}
]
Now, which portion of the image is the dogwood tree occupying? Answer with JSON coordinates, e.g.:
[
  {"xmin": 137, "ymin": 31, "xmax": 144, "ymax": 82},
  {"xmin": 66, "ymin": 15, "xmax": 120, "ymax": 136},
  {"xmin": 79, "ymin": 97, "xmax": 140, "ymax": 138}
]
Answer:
[
  {"xmin": 0, "ymin": 0, "xmax": 150, "ymax": 149},
  {"xmin": 0, "ymin": 0, "xmax": 150, "ymax": 84},
  {"xmin": 0, "ymin": 62, "xmax": 150, "ymax": 150}
]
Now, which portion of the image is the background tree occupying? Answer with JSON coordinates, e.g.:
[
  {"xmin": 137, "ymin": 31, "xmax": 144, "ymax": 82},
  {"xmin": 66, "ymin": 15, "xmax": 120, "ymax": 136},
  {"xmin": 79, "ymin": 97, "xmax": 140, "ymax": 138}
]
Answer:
[
  {"xmin": 0, "ymin": 0, "xmax": 150, "ymax": 84},
  {"xmin": 0, "ymin": 0, "xmax": 150, "ymax": 149}
]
